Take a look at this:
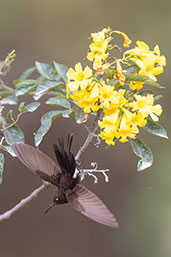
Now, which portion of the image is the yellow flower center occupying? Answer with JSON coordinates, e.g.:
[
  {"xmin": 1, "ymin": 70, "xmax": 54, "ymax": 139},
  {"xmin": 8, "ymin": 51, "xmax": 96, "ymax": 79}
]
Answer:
[
  {"xmin": 76, "ymin": 72, "xmax": 85, "ymax": 81},
  {"xmin": 137, "ymin": 99, "xmax": 147, "ymax": 109}
]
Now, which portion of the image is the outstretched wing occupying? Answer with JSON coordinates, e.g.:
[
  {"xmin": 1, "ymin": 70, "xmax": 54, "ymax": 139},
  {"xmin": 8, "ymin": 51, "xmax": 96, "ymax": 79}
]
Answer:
[
  {"xmin": 67, "ymin": 184, "xmax": 118, "ymax": 228},
  {"xmin": 11, "ymin": 142, "xmax": 61, "ymax": 185}
]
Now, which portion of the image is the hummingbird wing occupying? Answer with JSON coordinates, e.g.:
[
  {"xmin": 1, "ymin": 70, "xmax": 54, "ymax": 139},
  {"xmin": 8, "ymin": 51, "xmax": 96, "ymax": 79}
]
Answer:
[
  {"xmin": 66, "ymin": 184, "xmax": 119, "ymax": 228},
  {"xmin": 11, "ymin": 142, "xmax": 61, "ymax": 185}
]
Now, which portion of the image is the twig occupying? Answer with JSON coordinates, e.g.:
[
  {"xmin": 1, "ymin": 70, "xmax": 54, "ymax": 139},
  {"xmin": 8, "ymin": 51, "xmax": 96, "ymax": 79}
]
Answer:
[
  {"xmin": 0, "ymin": 111, "xmax": 103, "ymax": 221},
  {"xmin": 1, "ymin": 113, "xmax": 23, "ymax": 131},
  {"xmin": 75, "ymin": 110, "xmax": 103, "ymax": 161},
  {"xmin": 0, "ymin": 184, "xmax": 49, "ymax": 221}
]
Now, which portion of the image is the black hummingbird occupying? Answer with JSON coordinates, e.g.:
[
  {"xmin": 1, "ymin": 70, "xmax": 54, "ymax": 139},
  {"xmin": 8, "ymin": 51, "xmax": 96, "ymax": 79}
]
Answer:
[{"xmin": 11, "ymin": 134, "xmax": 118, "ymax": 228}]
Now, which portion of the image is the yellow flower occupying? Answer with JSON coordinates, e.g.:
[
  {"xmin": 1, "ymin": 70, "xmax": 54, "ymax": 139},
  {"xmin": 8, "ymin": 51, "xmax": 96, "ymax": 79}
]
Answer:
[
  {"xmin": 87, "ymin": 41, "xmax": 109, "ymax": 69},
  {"xmin": 91, "ymin": 29, "xmax": 106, "ymax": 48},
  {"xmin": 98, "ymin": 111, "xmax": 120, "ymax": 131},
  {"xmin": 129, "ymin": 94, "xmax": 162, "ymax": 121},
  {"xmin": 113, "ymin": 58, "xmax": 126, "ymax": 82},
  {"xmin": 96, "ymin": 62, "xmax": 110, "ymax": 74},
  {"xmin": 130, "ymin": 81, "xmax": 144, "ymax": 90},
  {"xmin": 98, "ymin": 112, "xmax": 120, "ymax": 145},
  {"xmin": 99, "ymin": 129, "xmax": 116, "ymax": 145},
  {"xmin": 125, "ymin": 41, "xmax": 166, "ymax": 81},
  {"xmin": 103, "ymin": 89, "xmax": 127, "ymax": 116},
  {"xmin": 117, "ymin": 117, "xmax": 136, "ymax": 142},
  {"xmin": 98, "ymin": 82, "xmax": 119, "ymax": 109},
  {"xmin": 123, "ymin": 109, "xmax": 147, "ymax": 133},
  {"xmin": 87, "ymin": 29, "xmax": 111, "ymax": 70},
  {"xmin": 70, "ymin": 84, "xmax": 101, "ymax": 113},
  {"xmin": 67, "ymin": 62, "xmax": 92, "ymax": 91},
  {"xmin": 133, "ymin": 56, "xmax": 164, "ymax": 81},
  {"xmin": 113, "ymin": 30, "xmax": 132, "ymax": 48}
]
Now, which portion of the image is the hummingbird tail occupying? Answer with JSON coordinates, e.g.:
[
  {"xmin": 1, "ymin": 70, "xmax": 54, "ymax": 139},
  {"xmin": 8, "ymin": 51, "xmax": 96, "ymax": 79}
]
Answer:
[{"xmin": 53, "ymin": 133, "xmax": 76, "ymax": 176}]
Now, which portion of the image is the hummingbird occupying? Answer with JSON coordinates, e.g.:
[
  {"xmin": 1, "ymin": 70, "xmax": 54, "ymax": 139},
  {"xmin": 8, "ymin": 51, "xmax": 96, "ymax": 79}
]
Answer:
[{"xmin": 11, "ymin": 134, "xmax": 118, "ymax": 228}]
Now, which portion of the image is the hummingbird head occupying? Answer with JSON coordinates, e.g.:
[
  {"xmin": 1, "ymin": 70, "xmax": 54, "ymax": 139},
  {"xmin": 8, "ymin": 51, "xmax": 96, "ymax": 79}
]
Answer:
[
  {"xmin": 44, "ymin": 192, "xmax": 68, "ymax": 214},
  {"xmin": 53, "ymin": 193, "xmax": 68, "ymax": 205}
]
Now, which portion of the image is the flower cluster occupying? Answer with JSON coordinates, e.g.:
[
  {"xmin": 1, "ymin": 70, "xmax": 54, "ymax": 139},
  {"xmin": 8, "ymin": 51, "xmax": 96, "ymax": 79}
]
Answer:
[{"xmin": 66, "ymin": 28, "xmax": 166, "ymax": 146}]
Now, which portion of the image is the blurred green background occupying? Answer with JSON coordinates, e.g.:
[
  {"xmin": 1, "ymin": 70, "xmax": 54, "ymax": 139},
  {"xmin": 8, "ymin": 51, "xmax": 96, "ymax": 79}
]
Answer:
[{"xmin": 0, "ymin": 0, "xmax": 171, "ymax": 256}]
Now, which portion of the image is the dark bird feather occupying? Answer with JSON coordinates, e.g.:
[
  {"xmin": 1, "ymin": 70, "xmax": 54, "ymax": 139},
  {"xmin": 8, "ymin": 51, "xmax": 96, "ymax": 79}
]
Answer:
[{"xmin": 11, "ymin": 134, "xmax": 118, "ymax": 228}]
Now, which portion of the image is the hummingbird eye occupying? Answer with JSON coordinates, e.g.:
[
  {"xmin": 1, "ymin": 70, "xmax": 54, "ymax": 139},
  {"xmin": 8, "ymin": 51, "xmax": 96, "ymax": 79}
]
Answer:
[{"xmin": 54, "ymin": 197, "xmax": 58, "ymax": 203}]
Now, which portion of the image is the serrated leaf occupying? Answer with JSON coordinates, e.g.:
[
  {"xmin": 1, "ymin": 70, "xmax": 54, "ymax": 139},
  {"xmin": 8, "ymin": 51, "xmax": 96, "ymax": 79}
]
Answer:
[
  {"xmin": 35, "ymin": 62, "xmax": 56, "ymax": 80},
  {"xmin": 6, "ymin": 109, "xmax": 14, "ymax": 120},
  {"xmin": 19, "ymin": 66, "xmax": 36, "ymax": 80},
  {"xmin": 18, "ymin": 102, "xmax": 28, "ymax": 113},
  {"xmin": 4, "ymin": 125, "xmax": 24, "ymax": 144},
  {"xmin": 26, "ymin": 102, "xmax": 41, "ymax": 112},
  {"xmin": 129, "ymin": 138, "xmax": 153, "ymax": 171},
  {"xmin": 1, "ymin": 94, "xmax": 18, "ymax": 105},
  {"xmin": 46, "ymin": 97, "xmax": 70, "ymax": 108},
  {"xmin": 34, "ymin": 80, "xmax": 63, "ymax": 100},
  {"xmin": 15, "ymin": 80, "xmax": 39, "ymax": 96},
  {"xmin": 0, "ymin": 145, "xmax": 16, "ymax": 157},
  {"xmin": 53, "ymin": 62, "xmax": 68, "ymax": 84},
  {"xmin": 34, "ymin": 110, "xmax": 65, "ymax": 146},
  {"xmin": 143, "ymin": 120, "xmax": 168, "ymax": 139},
  {"xmin": 125, "ymin": 73, "xmax": 164, "ymax": 88},
  {"xmin": 72, "ymin": 105, "xmax": 88, "ymax": 124},
  {"xmin": 0, "ymin": 153, "xmax": 4, "ymax": 185}
]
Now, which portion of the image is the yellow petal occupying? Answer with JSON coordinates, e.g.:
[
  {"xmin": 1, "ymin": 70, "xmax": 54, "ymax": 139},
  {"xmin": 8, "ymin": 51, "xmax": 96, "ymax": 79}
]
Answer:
[
  {"xmin": 67, "ymin": 68, "xmax": 76, "ymax": 80},
  {"xmin": 84, "ymin": 66, "xmax": 93, "ymax": 78},
  {"xmin": 75, "ymin": 62, "xmax": 83, "ymax": 72}
]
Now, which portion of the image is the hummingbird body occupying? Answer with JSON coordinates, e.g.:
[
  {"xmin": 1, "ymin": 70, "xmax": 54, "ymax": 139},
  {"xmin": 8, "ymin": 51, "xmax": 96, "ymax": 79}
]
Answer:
[{"xmin": 11, "ymin": 134, "xmax": 118, "ymax": 228}]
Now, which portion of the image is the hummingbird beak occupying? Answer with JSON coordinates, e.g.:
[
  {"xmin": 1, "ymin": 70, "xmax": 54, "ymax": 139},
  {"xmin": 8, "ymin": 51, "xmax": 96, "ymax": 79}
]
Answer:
[{"xmin": 44, "ymin": 202, "xmax": 56, "ymax": 214}]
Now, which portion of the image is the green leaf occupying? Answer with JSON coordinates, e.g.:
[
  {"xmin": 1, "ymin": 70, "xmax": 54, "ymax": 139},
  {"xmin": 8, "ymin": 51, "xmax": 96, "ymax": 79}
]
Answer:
[
  {"xmin": 13, "ymin": 79, "xmax": 21, "ymax": 86},
  {"xmin": 35, "ymin": 62, "xmax": 56, "ymax": 80},
  {"xmin": 124, "ymin": 64, "xmax": 139, "ymax": 74},
  {"xmin": 15, "ymin": 80, "xmax": 39, "ymax": 96},
  {"xmin": 154, "ymin": 95, "xmax": 163, "ymax": 102},
  {"xmin": 4, "ymin": 125, "xmax": 24, "ymax": 144},
  {"xmin": 0, "ymin": 88, "xmax": 13, "ymax": 99},
  {"xmin": 6, "ymin": 109, "xmax": 14, "ymax": 120},
  {"xmin": 107, "ymin": 79, "xmax": 120, "ymax": 87},
  {"xmin": 0, "ymin": 153, "xmax": 4, "ymax": 185},
  {"xmin": 0, "ymin": 145, "xmax": 16, "ymax": 157},
  {"xmin": 26, "ymin": 102, "xmax": 41, "ymax": 112},
  {"xmin": 19, "ymin": 66, "xmax": 36, "ymax": 80},
  {"xmin": 105, "ymin": 69, "xmax": 114, "ymax": 79},
  {"xmin": 129, "ymin": 138, "xmax": 153, "ymax": 171},
  {"xmin": 1, "ymin": 94, "xmax": 18, "ymax": 105},
  {"xmin": 18, "ymin": 102, "xmax": 28, "ymax": 113},
  {"xmin": 72, "ymin": 104, "xmax": 88, "ymax": 124},
  {"xmin": 143, "ymin": 120, "xmax": 168, "ymax": 139},
  {"xmin": 54, "ymin": 62, "xmax": 68, "ymax": 84},
  {"xmin": 61, "ymin": 109, "xmax": 73, "ymax": 118},
  {"xmin": 34, "ymin": 110, "xmax": 65, "ymax": 146},
  {"xmin": 125, "ymin": 73, "xmax": 164, "ymax": 88},
  {"xmin": 46, "ymin": 96, "xmax": 71, "ymax": 108},
  {"xmin": 34, "ymin": 80, "xmax": 63, "ymax": 100},
  {"xmin": 138, "ymin": 90, "xmax": 153, "ymax": 96}
]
